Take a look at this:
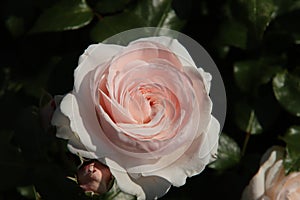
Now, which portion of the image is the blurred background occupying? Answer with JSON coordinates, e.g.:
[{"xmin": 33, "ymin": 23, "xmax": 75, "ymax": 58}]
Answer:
[{"xmin": 0, "ymin": 0, "xmax": 300, "ymax": 199}]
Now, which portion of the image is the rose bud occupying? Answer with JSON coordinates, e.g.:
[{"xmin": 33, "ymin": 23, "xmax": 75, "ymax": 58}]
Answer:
[{"xmin": 77, "ymin": 161, "xmax": 113, "ymax": 195}]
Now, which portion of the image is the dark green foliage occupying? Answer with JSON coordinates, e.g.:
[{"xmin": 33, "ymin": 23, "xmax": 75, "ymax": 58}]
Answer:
[{"xmin": 1, "ymin": 0, "xmax": 300, "ymax": 199}]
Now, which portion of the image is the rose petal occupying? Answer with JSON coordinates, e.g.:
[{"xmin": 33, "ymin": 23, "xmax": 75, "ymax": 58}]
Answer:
[
  {"xmin": 74, "ymin": 44, "xmax": 123, "ymax": 93},
  {"xmin": 141, "ymin": 116, "xmax": 220, "ymax": 187},
  {"xmin": 265, "ymin": 160, "xmax": 284, "ymax": 192},
  {"xmin": 51, "ymin": 96, "xmax": 88, "ymax": 154},
  {"xmin": 107, "ymin": 159, "xmax": 171, "ymax": 200},
  {"xmin": 183, "ymin": 66, "xmax": 213, "ymax": 137},
  {"xmin": 132, "ymin": 175, "xmax": 171, "ymax": 200},
  {"xmin": 133, "ymin": 36, "xmax": 196, "ymax": 67},
  {"xmin": 58, "ymin": 92, "xmax": 117, "ymax": 160},
  {"xmin": 241, "ymin": 149, "xmax": 281, "ymax": 200},
  {"xmin": 107, "ymin": 159, "xmax": 146, "ymax": 200}
]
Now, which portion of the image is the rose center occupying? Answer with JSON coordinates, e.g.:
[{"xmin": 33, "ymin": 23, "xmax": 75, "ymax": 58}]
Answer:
[{"xmin": 127, "ymin": 85, "xmax": 161, "ymax": 124}]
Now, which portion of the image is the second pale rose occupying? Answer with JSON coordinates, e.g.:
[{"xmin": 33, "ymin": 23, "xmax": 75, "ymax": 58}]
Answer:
[{"xmin": 242, "ymin": 146, "xmax": 300, "ymax": 200}]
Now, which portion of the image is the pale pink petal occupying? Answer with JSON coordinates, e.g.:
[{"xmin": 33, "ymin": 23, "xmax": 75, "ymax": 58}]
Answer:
[
  {"xmin": 183, "ymin": 66, "xmax": 213, "ymax": 138},
  {"xmin": 141, "ymin": 116, "xmax": 220, "ymax": 187},
  {"xmin": 74, "ymin": 44, "xmax": 123, "ymax": 92},
  {"xmin": 265, "ymin": 160, "xmax": 284, "ymax": 192},
  {"xmin": 241, "ymin": 150, "xmax": 280, "ymax": 200},
  {"xmin": 133, "ymin": 36, "xmax": 196, "ymax": 67},
  {"xmin": 197, "ymin": 116, "xmax": 220, "ymax": 159}
]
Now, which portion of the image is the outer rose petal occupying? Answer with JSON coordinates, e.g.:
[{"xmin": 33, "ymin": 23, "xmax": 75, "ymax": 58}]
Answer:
[
  {"xmin": 57, "ymin": 92, "xmax": 122, "ymax": 160},
  {"xmin": 133, "ymin": 36, "xmax": 196, "ymax": 67},
  {"xmin": 242, "ymin": 152, "xmax": 278, "ymax": 200},
  {"xmin": 183, "ymin": 66, "xmax": 212, "ymax": 135},
  {"xmin": 142, "ymin": 116, "xmax": 220, "ymax": 187},
  {"xmin": 51, "ymin": 95, "xmax": 89, "ymax": 155},
  {"xmin": 74, "ymin": 43, "xmax": 123, "ymax": 92}
]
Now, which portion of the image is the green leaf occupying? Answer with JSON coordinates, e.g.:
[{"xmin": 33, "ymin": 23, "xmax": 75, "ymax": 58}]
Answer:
[
  {"xmin": 90, "ymin": 0, "xmax": 185, "ymax": 42},
  {"xmin": 274, "ymin": 10, "xmax": 300, "ymax": 44},
  {"xmin": 5, "ymin": 15, "xmax": 25, "ymax": 37},
  {"xmin": 209, "ymin": 134, "xmax": 241, "ymax": 171},
  {"xmin": 234, "ymin": 59, "xmax": 282, "ymax": 93},
  {"xmin": 217, "ymin": 20, "xmax": 247, "ymax": 49},
  {"xmin": 282, "ymin": 126, "xmax": 300, "ymax": 173},
  {"xmin": 274, "ymin": 0, "xmax": 300, "ymax": 15},
  {"xmin": 17, "ymin": 185, "xmax": 40, "ymax": 200},
  {"xmin": 236, "ymin": 0, "xmax": 276, "ymax": 40},
  {"xmin": 94, "ymin": 0, "xmax": 132, "ymax": 14},
  {"xmin": 254, "ymin": 85, "xmax": 281, "ymax": 130},
  {"xmin": 273, "ymin": 71, "xmax": 300, "ymax": 117},
  {"xmin": 0, "ymin": 131, "xmax": 29, "ymax": 191},
  {"xmin": 234, "ymin": 101, "xmax": 263, "ymax": 134},
  {"xmin": 31, "ymin": 0, "xmax": 93, "ymax": 33}
]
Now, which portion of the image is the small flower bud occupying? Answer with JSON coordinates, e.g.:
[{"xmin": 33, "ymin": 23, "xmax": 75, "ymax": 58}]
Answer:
[{"xmin": 77, "ymin": 161, "xmax": 113, "ymax": 195}]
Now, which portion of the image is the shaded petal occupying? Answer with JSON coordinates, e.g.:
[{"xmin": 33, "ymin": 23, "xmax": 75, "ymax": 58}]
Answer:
[
  {"xmin": 58, "ymin": 92, "xmax": 118, "ymax": 160},
  {"xmin": 107, "ymin": 159, "xmax": 146, "ymax": 200},
  {"xmin": 241, "ymin": 149, "xmax": 280, "ymax": 200},
  {"xmin": 51, "ymin": 95, "xmax": 89, "ymax": 156},
  {"xmin": 132, "ymin": 175, "xmax": 171, "ymax": 200},
  {"xmin": 107, "ymin": 159, "xmax": 171, "ymax": 200}
]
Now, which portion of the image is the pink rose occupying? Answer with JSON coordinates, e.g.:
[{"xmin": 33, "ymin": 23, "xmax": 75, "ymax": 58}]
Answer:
[
  {"xmin": 52, "ymin": 36, "xmax": 220, "ymax": 199},
  {"xmin": 77, "ymin": 161, "xmax": 113, "ymax": 194},
  {"xmin": 242, "ymin": 146, "xmax": 300, "ymax": 200}
]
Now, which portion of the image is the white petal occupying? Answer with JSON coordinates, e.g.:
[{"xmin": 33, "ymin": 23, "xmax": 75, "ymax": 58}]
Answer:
[
  {"xmin": 183, "ymin": 66, "xmax": 213, "ymax": 138},
  {"xmin": 265, "ymin": 160, "xmax": 284, "ymax": 191},
  {"xmin": 132, "ymin": 175, "xmax": 171, "ymax": 200},
  {"xmin": 51, "ymin": 96, "xmax": 87, "ymax": 152},
  {"xmin": 107, "ymin": 159, "xmax": 171, "ymax": 200},
  {"xmin": 241, "ymin": 149, "xmax": 280, "ymax": 200},
  {"xmin": 198, "ymin": 116, "xmax": 220, "ymax": 159},
  {"xmin": 142, "ymin": 116, "xmax": 220, "ymax": 187},
  {"xmin": 78, "ymin": 44, "xmax": 97, "ymax": 65},
  {"xmin": 58, "ymin": 92, "xmax": 118, "ymax": 160},
  {"xmin": 107, "ymin": 159, "xmax": 146, "ymax": 200},
  {"xmin": 74, "ymin": 43, "xmax": 123, "ymax": 92},
  {"xmin": 197, "ymin": 67, "xmax": 212, "ymax": 93}
]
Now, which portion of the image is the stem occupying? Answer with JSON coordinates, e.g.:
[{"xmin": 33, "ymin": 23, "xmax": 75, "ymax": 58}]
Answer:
[
  {"xmin": 241, "ymin": 111, "xmax": 255, "ymax": 156},
  {"xmin": 242, "ymin": 131, "xmax": 251, "ymax": 156}
]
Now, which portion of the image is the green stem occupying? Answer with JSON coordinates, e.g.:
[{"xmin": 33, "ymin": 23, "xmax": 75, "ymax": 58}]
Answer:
[
  {"xmin": 242, "ymin": 131, "xmax": 251, "ymax": 156},
  {"xmin": 241, "ymin": 111, "xmax": 255, "ymax": 156}
]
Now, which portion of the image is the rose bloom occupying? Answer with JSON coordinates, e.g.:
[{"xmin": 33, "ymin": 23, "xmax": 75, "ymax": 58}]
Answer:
[
  {"xmin": 52, "ymin": 36, "xmax": 220, "ymax": 199},
  {"xmin": 242, "ymin": 146, "xmax": 300, "ymax": 200}
]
